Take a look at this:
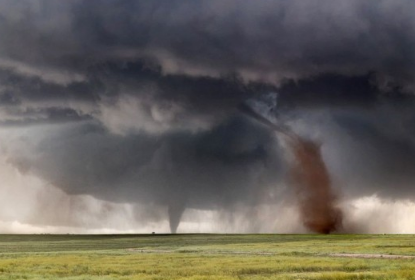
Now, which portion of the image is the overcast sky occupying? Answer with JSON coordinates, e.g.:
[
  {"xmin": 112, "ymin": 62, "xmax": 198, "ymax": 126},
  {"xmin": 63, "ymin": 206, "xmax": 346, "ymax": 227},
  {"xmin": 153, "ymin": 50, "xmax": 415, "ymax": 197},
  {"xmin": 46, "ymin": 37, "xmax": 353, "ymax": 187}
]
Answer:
[{"xmin": 1, "ymin": 0, "xmax": 415, "ymax": 233}]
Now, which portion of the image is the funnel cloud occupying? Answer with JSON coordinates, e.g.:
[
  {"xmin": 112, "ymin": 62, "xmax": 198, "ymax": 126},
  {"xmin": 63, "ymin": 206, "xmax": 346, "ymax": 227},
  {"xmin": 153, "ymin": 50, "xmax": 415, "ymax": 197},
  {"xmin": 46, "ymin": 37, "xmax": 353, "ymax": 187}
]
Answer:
[
  {"xmin": 239, "ymin": 93, "xmax": 342, "ymax": 233},
  {"xmin": 288, "ymin": 138, "xmax": 342, "ymax": 233},
  {"xmin": 1, "ymin": 0, "xmax": 415, "ymax": 233}
]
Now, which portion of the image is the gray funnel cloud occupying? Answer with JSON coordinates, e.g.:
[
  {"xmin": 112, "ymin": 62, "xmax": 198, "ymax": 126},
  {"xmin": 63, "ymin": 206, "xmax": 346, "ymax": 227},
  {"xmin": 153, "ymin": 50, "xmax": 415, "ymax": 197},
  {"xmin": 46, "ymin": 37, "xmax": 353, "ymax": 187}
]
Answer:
[
  {"xmin": 168, "ymin": 202, "xmax": 186, "ymax": 234},
  {"xmin": 238, "ymin": 93, "xmax": 297, "ymax": 140}
]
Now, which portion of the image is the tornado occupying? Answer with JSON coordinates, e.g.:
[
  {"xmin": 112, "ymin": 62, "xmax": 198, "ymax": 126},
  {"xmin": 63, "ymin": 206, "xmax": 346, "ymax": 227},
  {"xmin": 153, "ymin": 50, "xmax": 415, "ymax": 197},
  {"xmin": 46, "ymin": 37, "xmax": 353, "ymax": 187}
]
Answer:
[
  {"xmin": 168, "ymin": 201, "xmax": 185, "ymax": 234},
  {"xmin": 288, "ymin": 138, "xmax": 342, "ymax": 233},
  {"xmin": 240, "ymin": 93, "xmax": 342, "ymax": 234}
]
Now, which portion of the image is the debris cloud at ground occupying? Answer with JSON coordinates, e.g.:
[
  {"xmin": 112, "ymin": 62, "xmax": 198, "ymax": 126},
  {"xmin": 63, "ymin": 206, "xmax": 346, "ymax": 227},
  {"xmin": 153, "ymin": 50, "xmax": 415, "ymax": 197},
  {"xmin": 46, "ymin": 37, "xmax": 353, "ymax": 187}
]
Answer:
[{"xmin": 288, "ymin": 137, "xmax": 342, "ymax": 233}]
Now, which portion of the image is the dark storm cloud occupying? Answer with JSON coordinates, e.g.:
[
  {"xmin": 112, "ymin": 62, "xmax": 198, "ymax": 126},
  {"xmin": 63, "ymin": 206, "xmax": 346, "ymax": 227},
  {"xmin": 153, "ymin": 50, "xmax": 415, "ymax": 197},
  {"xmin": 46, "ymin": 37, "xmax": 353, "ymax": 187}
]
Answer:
[
  {"xmin": 0, "ymin": 107, "xmax": 91, "ymax": 127},
  {"xmin": 277, "ymin": 73, "xmax": 379, "ymax": 110},
  {"xmin": 0, "ymin": 67, "xmax": 98, "ymax": 103},
  {"xmin": 327, "ymin": 108, "xmax": 415, "ymax": 199},
  {"xmin": 69, "ymin": 0, "xmax": 415, "ymax": 87},
  {"xmin": 1, "ymin": 0, "xmax": 415, "ymax": 86},
  {"xmin": 4, "ymin": 117, "xmax": 283, "ymax": 232},
  {"xmin": 1, "ymin": 0, "xmax": 415, "ymax": 120},
  {"xmin": 9, "ymin": 118, "xmax": 281, "ymax": 204},
  {"xmin": 1, "ymin": 0, "xmax": 415, "ymax": 232}
]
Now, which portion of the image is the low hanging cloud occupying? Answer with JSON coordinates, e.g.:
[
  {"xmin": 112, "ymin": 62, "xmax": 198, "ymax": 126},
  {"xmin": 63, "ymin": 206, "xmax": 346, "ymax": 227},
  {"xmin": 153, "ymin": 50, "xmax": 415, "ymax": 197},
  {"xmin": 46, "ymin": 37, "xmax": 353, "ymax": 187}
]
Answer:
[{"xmin": 1, "ymin": 0, "xmax": 415, "ymax": 233}]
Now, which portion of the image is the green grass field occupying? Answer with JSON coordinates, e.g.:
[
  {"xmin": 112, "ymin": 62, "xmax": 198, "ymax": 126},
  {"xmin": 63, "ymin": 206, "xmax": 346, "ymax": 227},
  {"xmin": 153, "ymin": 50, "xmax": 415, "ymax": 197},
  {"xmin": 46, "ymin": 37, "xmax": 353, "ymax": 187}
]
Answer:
[{"xmin": 1, "ymin": 234, "xmax": 415, "ymax": 279}]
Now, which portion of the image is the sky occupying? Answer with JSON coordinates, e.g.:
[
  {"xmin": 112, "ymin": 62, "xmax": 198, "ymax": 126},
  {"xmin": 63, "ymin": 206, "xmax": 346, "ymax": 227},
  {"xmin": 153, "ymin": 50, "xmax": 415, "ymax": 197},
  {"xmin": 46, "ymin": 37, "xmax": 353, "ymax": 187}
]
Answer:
[{"xmin": 1, "ymin": 0, "xmax": 415, "ymax": 233}]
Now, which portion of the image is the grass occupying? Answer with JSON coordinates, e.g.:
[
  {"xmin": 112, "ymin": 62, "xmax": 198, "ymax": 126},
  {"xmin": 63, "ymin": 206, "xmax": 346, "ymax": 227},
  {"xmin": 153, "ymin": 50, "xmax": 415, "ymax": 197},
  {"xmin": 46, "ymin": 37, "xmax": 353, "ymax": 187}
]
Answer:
[{"xmin": 0, "ymin": 234, "xmax": 415, "ymax": 279}]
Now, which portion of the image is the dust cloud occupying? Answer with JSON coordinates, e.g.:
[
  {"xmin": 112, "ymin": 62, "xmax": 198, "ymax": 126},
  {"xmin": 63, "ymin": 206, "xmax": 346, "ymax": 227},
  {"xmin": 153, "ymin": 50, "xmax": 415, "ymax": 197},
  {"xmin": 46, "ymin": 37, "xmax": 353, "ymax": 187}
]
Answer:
[
  {"xmin": 240, "ymin": 95, "xmax": 343, "ymax": 234},
  {"xmin": 287, "ymin": 136, "xmax": 342, "ymax": 233}
]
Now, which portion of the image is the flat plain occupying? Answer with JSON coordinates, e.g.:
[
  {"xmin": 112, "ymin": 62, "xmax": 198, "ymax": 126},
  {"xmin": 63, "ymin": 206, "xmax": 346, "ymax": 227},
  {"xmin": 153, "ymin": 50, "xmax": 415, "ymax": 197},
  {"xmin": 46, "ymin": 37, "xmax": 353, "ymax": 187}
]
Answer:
[{"xmin": 1, "ymin": 234, "xmax": 415, "ymax": 279}]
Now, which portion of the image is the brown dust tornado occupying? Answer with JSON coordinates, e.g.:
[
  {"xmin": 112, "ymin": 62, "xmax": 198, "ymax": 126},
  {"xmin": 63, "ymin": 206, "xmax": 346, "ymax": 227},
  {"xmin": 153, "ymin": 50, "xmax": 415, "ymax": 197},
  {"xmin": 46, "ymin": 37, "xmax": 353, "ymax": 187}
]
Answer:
[
  {"xmin": 287, "ymin": 137, "xmax": 342, "ymax": 234},
  {"xmin": 239, "ymin": 100, "xmax": 342, "ymax": 233}
]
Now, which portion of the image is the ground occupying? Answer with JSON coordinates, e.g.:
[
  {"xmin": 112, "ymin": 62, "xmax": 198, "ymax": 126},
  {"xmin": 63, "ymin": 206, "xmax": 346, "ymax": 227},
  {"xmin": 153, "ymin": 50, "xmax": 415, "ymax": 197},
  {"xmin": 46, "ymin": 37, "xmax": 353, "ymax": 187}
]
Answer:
[{"xmin": 0, "ymin": 234, "xmax": 415, "ymax": 279}]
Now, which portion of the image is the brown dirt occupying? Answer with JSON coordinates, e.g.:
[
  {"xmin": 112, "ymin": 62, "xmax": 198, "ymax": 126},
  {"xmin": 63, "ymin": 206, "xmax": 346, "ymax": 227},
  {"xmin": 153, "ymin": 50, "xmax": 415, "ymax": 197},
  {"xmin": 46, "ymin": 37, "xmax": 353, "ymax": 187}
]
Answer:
[
  {"xmin": 329, "ymin": 253, "xmax": 415, "ymax": 259},
  {"xmin": 126, "ymin": 249, "xmax": 275, "ymax": 255}
]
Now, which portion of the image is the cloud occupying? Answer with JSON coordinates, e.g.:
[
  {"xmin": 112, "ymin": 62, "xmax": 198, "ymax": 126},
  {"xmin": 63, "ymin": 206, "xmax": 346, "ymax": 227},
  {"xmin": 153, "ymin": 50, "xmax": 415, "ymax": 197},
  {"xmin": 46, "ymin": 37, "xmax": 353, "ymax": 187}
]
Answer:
[
  {"xmin": 1, "ymin": 1, "xmax": 414, "ymax": 87},
  {"xmin": 1, "ymin": 116, "xmax": 286, "ymax": 232},
  {"xmin": 342, "ymin": 196, "xmax": 415, "ymax": 234},
  {"xmin": 1, "ymin": 0, "xmax": 415, "ymax": 233}
]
